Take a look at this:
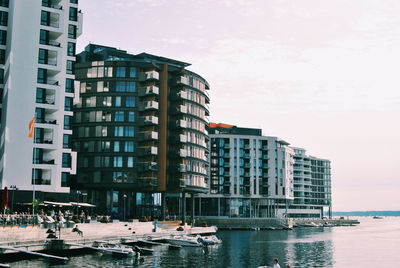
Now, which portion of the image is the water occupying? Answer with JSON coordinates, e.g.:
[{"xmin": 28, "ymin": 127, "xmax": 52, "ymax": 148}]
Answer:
[{"xmin": 8, "ymin": 217, "xmax": 400, "ymax": 267}]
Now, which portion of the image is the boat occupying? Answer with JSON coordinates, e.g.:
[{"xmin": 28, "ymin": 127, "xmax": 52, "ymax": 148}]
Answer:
[
  {"xmin": 373, "ymin": 216, "xmax": 383, "ymax": 219},
  {"xmin": 132, "ymin": 245, "xmax": 154, "ymax": 256},
  {"xmin": 92, "ymin": 241, "xmax": 136, "ymax": 257},
  {"xmin": 164, "ymin": 235, "xmax": 203, "ymax": 247},
  {"xmin": 196, "ymin": 235, "xmax": 222, "ymax": 246}
]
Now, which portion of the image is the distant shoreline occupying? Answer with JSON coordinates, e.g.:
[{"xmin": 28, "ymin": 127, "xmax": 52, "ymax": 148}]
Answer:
[{"xmin": 333, "ymin": 211, "xmax": 400, "ymax": 217}]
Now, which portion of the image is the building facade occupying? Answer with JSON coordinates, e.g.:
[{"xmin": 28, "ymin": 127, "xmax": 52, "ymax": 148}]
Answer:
[
  {"xmin": 0, "ymin": 0, "xmax": 81, "ymax": 203},
  {"xmin": 288, "ymin": 147, "xmax": 332, "ymax": 218},
  {"xmin": 197, "ymin": 123, "xmax": 295, "ymax": 218},
  {"xmin": 73, "ymin": 44, "xmax": 210, "ymax": 218}
]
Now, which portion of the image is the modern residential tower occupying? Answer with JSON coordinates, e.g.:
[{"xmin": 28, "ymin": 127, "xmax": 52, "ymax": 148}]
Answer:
[
  {"xmin": 198, "ymin": 123, "xmax": 295, "ymax": 218},
  {"xmin": 0, "ymin": 0, "xmax": 82, "ymax": 202},
  {"xmin": 73, "ymin": 44, "xmax": 210, "ymax": 218}
]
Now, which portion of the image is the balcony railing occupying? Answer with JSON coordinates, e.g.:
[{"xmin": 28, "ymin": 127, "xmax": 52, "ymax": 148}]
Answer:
[
  {"xmin": 138, "ymin": 101, "xmax": 159, "ymax": 111},
  {"xmin": 139, "ymin": 71, "xmax": 159, "ymax": 81},
  {"xmin": 138, "ymin": 131, "xmax": 158, "ymax": 141},
  {"xmin": 140, "ymin": 115, "xmax": 158, "ymax": 125},
  {"xmin": 138, "ymin": 146, "xmax": 158, "ymax": 156},
  {"xmin": 138, "ymin": 86, "xmax": 159, "ymax": 96},
  {"xmin": 175, "ymin": 119, "xmax": 186, "ymax": 128}
]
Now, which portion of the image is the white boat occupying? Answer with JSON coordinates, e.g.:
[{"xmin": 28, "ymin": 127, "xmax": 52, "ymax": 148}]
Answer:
[
  {"xmin": 93, "ymin": 241, "xmax": 136, "ymax": 257},
  {"xmin": 164, "ymin": 235, "xmax": 203, "ymax": 247},
  {"xmin": 196, "ymin": 235, "xmax": 222, "ymax": 246}
]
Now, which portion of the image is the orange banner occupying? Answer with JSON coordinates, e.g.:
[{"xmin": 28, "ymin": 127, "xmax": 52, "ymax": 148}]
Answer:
[{"xmin": 27, "ymin": 117, "xmax": 35, "ymax": 138}]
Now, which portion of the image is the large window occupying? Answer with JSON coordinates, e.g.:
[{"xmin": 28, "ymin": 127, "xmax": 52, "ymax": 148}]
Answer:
[
  {"xmin": 113, "ymin": 156, "xmax": 123, "ymax": 168},
  {"xmin": 33, "ymin": 148, "xmax": 43, "ymax": 164},
  {"xmin": 0, "ymin": 11, "xmax": 8, "ymax": 26},
  {"xmin": 63, "ymin": 134, "xmax": 71, "ymax": 149},
  {"xmin": 129, "ymin": 67, "xmax": 136, "ymax": 78},
  {"xmin": 69, "ymin": 7, "xmax": 78, "ymax": 21},
  {"xmin": 124, "ymin": 126, "xmax": 134, "ymax": 137},
  {"xmin": 68, "ymin": 25, "xmax": 77, "ymax": 39},
  {"xmin": 66, "ymin": 60, "xmax": 74, "ymax": 74},
  {"xmin": 62, "ymin": 153, "xmax": 71, "ymax": 168},
  {"xmin": 127, "ymin": 157, "xmax": 134, "ymax": 168},
  {"xmin": 0, "ymin": 49, "xmax": 5, "ymax": 64},
  {"xmin": 65, "ymin": 97, "xmax": 73, "ymax": 111},
  {"xmin": 114, "ymin": 141, "xmax": 120, "ymax": 152},
  {"xmin": 125, "ymin": 96, "xmax": 135, "ymax": 107},
  {"xmin": 0, "ymin": 30, "xmax": 6, "ymax": 45},
  {"xmin": 61, "ymin": 172, "xmax": 70, "ymax": 187},
  {"xmin": 64, "ymin": 115, "xmax": 72, "ymax": 129},
  {"xmin": 36, "ymin": 88, "xmax": 45, "ymax": 103},
  {"xmin": 0, "ymin": 0, "xmax": 9, "ymax": 8},
  {"xmin": 124, "ymin": 141, "xmax": 134, "ymax": 152},
  {"xmin": 40, "ymin": 11, "xmax": 50, "ymax": 26},
  {"xmin": 38, "ymin": 48, "xmax": 48, "ymax": 64},
  {"xmin": 39, "ymin": 30, "xmax": 49, "ymax": 45},
  {"xmin": 70, "ymin": 0, "xmax": 78, "ymax": 4},
  {"xmin": 67, "ymin": 42, "xmax": 75, "ymax": 56},
  {"xmin": 115, "ymin": 96, "xmax": 121, "ymax": 107},
  {"xmin": 116, "ymin": 67, "xmax": 125, "ymax": 77},
  {"xmin": 37, "ymin": 68, "xmax": 47, "ymax": 84},
  {"xmin": 114, "ymin": 126, "xmax": 124, "ymax": 137},
  {"xmin": 115, "ymin": 81, "xmax": 125, "ymax": 92},
  {"xmin": 35, "ymin": 108, "xmax": 45, "ymax": 123},
  {"xmin": 115, "ymin": 111, "xmax": 124, "ymax": 122},
  {"xmin": 126, "ymin": 82, "xmax": 136, "ymax": 92},
  {"xmin": 66, "ymin": 78, "xmax": 74, "ymax": 93},
  {"xmin": 128, "ymin": 111, "xmax": 135, "ymax": 122}
]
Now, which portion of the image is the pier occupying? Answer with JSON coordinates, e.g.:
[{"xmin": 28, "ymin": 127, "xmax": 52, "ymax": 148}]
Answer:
[{"xmin": 0, "ymin": 221, "xmax": 217, "ymax": 259}]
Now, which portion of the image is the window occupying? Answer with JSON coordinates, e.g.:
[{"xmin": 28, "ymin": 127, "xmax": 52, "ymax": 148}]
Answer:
[
  {"xmin": 39, "ymin": 30, "xmax": 49, "ymax": 45},
  {"xmin": 114, "ymin": 141, "xmax": 120, "ymax": 152},
  {"xmin": 35, "ymin": 108, "xmax": 45, "ymax": 123},
  {"xmin": 68, "ymin": 25, "xmax": 77, "ymax": 39},
  {"xmin": 0, "ymin": 11, "xmax": 8, "ymax": 26},
  {"xmin": 125, "ymin": 96, "xmax": 135, "ymax": 107},
  {"xmin": 33, "ymin": 148, "xmax": 43, "ymax": 164},
  {"xmin": 124, "ymin": 141, "xmax": 134, "ymax": 152},
  {"xmin": 129, "ymin": 67, "xmax": 136, "ymax": 78},
  {"xmin": 36, "ymin": 88, "xmax": 45, "ymax": 103},
  {"xmin": 65, "ymin": 97, "xmax": 73, "ymax": 111},
  {"xmin": 40, "ymin": 11, "xmax": 49, "ymax": 26},
  {"xmin": 61, "ymin": 172, "xmax": 70, "ymax": 187},
  {"xmin": 128, "ymin": 111, "xmax": 135, "ymax": 122},
  {"xmin": 124, "ymin": 126, "xmax": 134, "ymax": 137},
  {"xmin": 64, "ymin": 115, "xmax": 72, "ymax": 129},
  {"xmin": 69, "ymin": 7, "xmax": 78, "ymax": 21},
  {"xmin": 38, "ymin": 48, "xmax": 48, "ymax": 64},
  {"xmin": 100, "ymin": 141, "xmax": 111, "ymax": 152},
  {"xmin": 0, "ymin": 0, "xmax": 9, "ymax": 8},
  {"xmin": 115, "ymin": 111, "xmax": 124, "ymax": 122},
  {"xmin": 66, "ymin": 78, "xmax": 74, "ymax": 93},
  {"xmin": 32, "ymin": 169, "xmax": 44, "ymax": 185},
  {"xmin": 63, "ymin": 134, "xmax": 71, "ymax": 149},
  {"xmin": 115, "ymin": 96, "xmax": 121, "ymax": 107},
  {"xmin": 102, "ymin": 96, "xmax": 112, "ymax": 107},
  {"xmin": 62, "ymin": 153, "xmax": 71, "ymax": 168},
  {"xmin": 34, "ymin": 128, "xmax": 44, "ymax": 143},
  {"xmin": 37, "ymin": 68, "xmax": 47, "ymax": 84},
  {"xmin": 0, "ymin": 49, "xmax": 5, "ymax": 64},
  {"xmin": 0, "ymin": 30, "xmax": 7, "ymax": 45},
  {"xmin": 126, "ymin": 82, "xmax": 135, "ymax": 92},
  {"xmin": 114, "ymin": 126, "xmax": 124, "ymax": 137},
  {"xmin": 0, "ymin": 68, "xmax": 3, "ymax": 84},
  {"xmin": 70, "ymin": 0, "xmax": 78, "ymax": 4},
  {"xmin": 66, "ymin": 60, "xmax": 74, "ymax": 74},
  {"xmin": 115, "ymin": 81, "xmax": 125, "ymax": 92},
  {"xmin": 127, "ymin": 157, "xmax": 134, "ymax": 168},
  {"xmin": 116, "ymin": 67, "xmax": 125, "ymax": 77},
  {"xmin": 113, "ymin": 156, "xmax": 123, "ymax": 168},
  {"xmin": 67, "ymin": 42, "xmax": 75, "ymax": 56}
]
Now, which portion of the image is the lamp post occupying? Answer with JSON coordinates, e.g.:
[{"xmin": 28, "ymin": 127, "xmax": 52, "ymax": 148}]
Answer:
[
  {"xmin": 76, "ymin": 190, "xmax": 81, "ymax": 216},
  {"xmin": 10, "ymin": 185, "xmax": 17, "ymax": 212},
  {"xmin": 123, "ymin": 194, "xmax": 127, "ymax": 221}
]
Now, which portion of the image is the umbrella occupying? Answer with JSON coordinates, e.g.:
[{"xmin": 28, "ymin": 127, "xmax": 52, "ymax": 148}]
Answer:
[{"xmin": 2, "ymin": 186, "xmax": 8, "ymax": 210}]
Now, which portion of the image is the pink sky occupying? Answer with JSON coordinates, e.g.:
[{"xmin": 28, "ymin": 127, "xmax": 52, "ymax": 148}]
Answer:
[{"xmin": 77, "ymin": 0, "xmax": 400, "ymax": 211}]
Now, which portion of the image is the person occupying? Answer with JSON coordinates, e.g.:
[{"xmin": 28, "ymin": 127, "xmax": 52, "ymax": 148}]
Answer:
[
  {"xmin": 286, "ymin": 265, "xmax": 291, "ymax": 268},
  {"xmin": 273, "ymin": 258, "xmax": 281, "ymax": 268},
  {"xmin": 72, "ymin": 224, "xmax": 83, "ymax": 236}
]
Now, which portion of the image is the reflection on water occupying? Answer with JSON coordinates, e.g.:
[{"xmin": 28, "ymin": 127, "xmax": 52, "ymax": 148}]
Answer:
[{"xmin": 9, "ymin": 217, "xmax": 400, "ymax": 268}]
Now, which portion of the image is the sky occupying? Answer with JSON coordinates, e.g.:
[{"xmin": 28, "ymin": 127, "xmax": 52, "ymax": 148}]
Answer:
[{"xmin": 77, "ymin": 0, "xmax": 400, "ymax": 211}]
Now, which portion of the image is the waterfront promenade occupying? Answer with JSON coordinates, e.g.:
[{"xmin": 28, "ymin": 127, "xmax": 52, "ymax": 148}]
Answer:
[{"xmin": 0, "ymin": 221, "xmax": 217, "ymax": 254}]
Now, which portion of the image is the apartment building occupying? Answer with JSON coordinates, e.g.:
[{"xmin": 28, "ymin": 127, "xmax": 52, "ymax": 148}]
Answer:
[
  {"xmin": 0, "ymin": 0, "xmax": 82, "ymax": 203},
  {"xmin": 73, "ymin": 44, "xmax": 210, "ymax": 218},
  {"xmin": 197, "ymin": 123, "xmax": 294, "ymax": 218}
]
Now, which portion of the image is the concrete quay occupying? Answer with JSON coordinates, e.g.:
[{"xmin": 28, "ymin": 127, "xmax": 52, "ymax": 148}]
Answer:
[
  {"xmin": 0, "ymin": 221, "xmax": 217, "ymax": 255},
  {"xmin": 195, "ymin": 217, "xmax": 293, "ymax": 230}
]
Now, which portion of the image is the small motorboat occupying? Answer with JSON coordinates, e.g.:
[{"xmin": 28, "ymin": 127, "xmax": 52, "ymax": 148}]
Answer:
[
  {"xmin": 93, "ymin": 241, "xmax": 136, "ymax": 257},
  {"xmin": 196, "ymin": 235, "xmax": 222, "ymax": 246},
  {"xmin": 373, "ymin": 216, "xmax": 383, "ymax": 219},
  {"xmin": 164, "ymin": 235, "xmax": 203, "ymax": 247}
]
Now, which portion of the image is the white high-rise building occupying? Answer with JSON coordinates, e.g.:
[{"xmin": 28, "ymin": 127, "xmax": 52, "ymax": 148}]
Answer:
[
  {"xmin": 0, "ymin": 0, "xmax": 82, "ymax": 202},
  {"xmin": 198, "ymin": 123, "xmax": 294, "ymax": 218}
]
